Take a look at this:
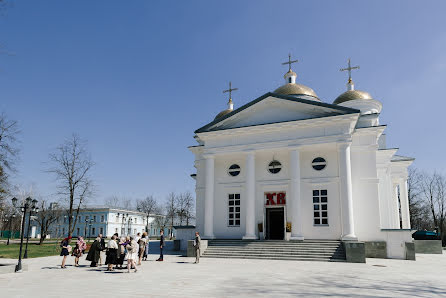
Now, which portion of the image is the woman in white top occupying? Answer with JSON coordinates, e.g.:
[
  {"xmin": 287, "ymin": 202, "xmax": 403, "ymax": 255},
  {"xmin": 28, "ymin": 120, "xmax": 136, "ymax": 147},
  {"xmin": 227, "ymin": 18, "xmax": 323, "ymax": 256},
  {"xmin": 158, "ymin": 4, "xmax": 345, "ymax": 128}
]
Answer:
[
  {"xmin": 105, "ymin": 235, "xmax": 118, "ymax": 271},
  {"xmin": 126, "ymin": 236, "xmax": 138, "ymax": 273}
]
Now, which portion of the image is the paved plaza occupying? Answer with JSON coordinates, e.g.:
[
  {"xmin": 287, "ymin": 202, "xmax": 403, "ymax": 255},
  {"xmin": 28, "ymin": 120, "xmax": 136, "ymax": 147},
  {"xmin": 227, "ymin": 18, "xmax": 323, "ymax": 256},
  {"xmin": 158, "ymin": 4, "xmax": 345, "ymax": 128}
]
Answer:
[{"xmin": 0, "ymin": 248, "xmax": 445, "ymax": 297}]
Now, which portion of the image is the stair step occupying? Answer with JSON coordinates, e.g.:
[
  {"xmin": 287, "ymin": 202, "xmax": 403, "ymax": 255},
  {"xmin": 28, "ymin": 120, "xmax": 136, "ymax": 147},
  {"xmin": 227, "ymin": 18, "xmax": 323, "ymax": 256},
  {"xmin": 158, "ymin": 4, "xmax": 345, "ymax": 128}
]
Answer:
[
  {"xmin": 203, "ymin": 240, "xmax": 346, "ymax": 262},
  {"xmin": 202, "ymin": 255, "xmax": 346, "ymax": 262},
  {"xmin": 203, "ymin": 252, "xmax": 345, "ymax": 257}
]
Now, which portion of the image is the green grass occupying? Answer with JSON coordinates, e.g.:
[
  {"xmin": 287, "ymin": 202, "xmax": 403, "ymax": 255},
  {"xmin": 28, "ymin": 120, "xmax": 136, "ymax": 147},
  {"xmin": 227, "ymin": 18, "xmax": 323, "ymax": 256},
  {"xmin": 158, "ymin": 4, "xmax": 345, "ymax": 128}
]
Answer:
[{"xmin": 0, "ymin": 243, "xmax": 62, "ymax": 259}]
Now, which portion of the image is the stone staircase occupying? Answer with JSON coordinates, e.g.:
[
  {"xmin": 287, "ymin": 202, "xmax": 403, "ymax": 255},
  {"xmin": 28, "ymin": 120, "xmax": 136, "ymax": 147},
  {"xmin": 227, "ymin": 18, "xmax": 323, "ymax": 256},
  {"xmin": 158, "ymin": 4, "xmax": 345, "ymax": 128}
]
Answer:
[{"xmin": 203, "ymin": 239, "xmax": 346, "ymax": 262}]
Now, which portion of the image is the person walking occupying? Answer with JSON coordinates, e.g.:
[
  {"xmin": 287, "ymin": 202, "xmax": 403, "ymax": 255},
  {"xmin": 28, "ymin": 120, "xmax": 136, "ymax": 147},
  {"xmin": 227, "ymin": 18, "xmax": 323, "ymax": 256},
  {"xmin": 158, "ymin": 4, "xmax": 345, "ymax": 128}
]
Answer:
[
  {"xmin": 137, "ymin": 233, "xmax": 147, "ymax": 265},
  {"xmin": 60, "ymin": 236, "xmax": 72, "ymax": 269},
  {"xmin": 99, "ymin": 233, "xmax": 106, "ymax": 266},
  {"xmin": 126, "ymin": 236, "xmax": 138, "ymax": 273},
  {"xmin": 194, "ymin": 232, "xmax": 201, "ymax": 264},
  {"xmin": 105, "ymin": 235, "xmax": 118, "ymax": 271},
  {"xmin": 156, "ymin": 229, "xmax": 165, "ymax": 261},
  {"xmin": 143, "ymin": 232, "xmax": 149, "ymax": 261},
  {"xmin": 72, "ymin": 236, "xmax": 86, "ymax": 267},
  {"xmin": 116, "ymin": 237, "xmax": 126, "ymax": 269},
  {"xmin": 86, "ymin": 234, "xmax": 102, "ymax": 267}
]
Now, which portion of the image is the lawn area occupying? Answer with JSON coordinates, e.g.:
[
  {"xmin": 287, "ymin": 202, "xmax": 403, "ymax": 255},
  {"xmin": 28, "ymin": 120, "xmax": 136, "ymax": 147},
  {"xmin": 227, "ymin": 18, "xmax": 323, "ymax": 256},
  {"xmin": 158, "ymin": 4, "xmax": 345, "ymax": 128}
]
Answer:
[{"xmin": 0, "ymin": 243, "xmax": 61, "ymax": 259}]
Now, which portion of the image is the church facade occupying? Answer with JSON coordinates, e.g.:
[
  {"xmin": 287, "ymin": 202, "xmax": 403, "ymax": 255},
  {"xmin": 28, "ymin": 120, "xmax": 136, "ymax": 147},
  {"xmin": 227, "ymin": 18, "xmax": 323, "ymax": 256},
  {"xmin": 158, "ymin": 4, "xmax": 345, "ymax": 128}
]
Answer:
[{"xmin": 189, "ymin": 58, "xmax": 414, "ymax": 259}]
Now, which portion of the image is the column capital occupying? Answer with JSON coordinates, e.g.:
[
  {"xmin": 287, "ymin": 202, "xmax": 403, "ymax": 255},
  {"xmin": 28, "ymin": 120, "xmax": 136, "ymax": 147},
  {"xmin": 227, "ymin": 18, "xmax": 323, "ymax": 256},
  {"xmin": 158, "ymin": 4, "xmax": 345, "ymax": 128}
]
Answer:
[
  {"xmin": 202, "ymin": 154, "xmax": 215, "ymax": 159},
  {"xmin": 242, "ymin": 149, "xmax": 256, "ymax": 155},
  {"xmin": 337, "ymin": 142, "xmax": 352, "ymax": 150},
  {"xmin": 288, "ymin": 145, "xmax": 302, "ymax": 151}
]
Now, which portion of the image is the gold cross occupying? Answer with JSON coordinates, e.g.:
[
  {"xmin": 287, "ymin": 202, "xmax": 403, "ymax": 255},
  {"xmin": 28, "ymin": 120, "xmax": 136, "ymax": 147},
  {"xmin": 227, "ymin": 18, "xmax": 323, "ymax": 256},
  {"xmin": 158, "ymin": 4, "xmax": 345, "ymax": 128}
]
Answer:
[
  {"xmin": 223, "ymin": 81, "xmax": 238, "ymax": 99},
  {"xmin": 340, "ymin": 58, "xmax": 360, "ymax": 83},
  {"xmin": 281, "ymin": 53, "xmax": 298, "ymax": 72}
]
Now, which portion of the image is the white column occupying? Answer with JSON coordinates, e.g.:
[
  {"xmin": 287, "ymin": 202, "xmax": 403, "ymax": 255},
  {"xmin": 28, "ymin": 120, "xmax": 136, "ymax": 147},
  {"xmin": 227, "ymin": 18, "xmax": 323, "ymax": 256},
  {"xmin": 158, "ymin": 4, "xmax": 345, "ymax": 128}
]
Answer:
[
  {"xmin": 290, "ymin": 148, "xmax": 304, "ymax": 240},
  {"xmin": 338, "ymin": 143, "xmax": 357, "ymax": 241},
  {"xmin": 393, "ymin": 182, "xmax": 401, "ymax": 228},
  {"xmin": 386, "ymin": 172, "xmax": 395, "ymax": 228},
  {"xmin": 399, "ymin": 178, "xmax": 411, "ymax": 229},
  {"xmin": 243, "ymin": 151, "xmax": 256, "ymax": 239},
  {"xmin": 203, "ymin": 155, "xmax": 215, "ymax": 239}
]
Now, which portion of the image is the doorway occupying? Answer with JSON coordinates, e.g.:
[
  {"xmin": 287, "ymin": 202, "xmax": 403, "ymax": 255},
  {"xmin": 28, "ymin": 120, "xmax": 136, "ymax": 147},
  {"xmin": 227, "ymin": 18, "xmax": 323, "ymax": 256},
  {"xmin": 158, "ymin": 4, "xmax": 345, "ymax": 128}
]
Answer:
[{"xmin": 266, "ymin": 208, "xmax": 285, "ymax": 240}]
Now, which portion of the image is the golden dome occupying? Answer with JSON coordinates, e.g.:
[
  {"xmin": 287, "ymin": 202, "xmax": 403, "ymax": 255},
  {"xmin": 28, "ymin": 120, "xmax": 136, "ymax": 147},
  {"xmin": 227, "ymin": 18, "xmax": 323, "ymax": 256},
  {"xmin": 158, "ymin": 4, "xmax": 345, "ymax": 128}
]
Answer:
[
  {"xmin": 284, "ymin": 69, "xmax": 297, "ymax": 78},
  {"xmin": 333, "ymin": 89, "xmax": 373, "ymax": 105},
  {"xmin": 215, "ymin": 109, "xmax": 232, "ymax": 120},
  {"xmin": 274, "ymin": 83, "xmax": 319, "ymax": 100}
]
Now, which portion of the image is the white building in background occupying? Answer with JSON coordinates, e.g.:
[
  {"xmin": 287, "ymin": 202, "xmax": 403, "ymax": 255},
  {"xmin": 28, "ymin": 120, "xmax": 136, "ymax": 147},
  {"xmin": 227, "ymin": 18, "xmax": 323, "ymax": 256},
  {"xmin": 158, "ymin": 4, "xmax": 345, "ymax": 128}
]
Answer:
[
  {"xmin": 189, "ymin": 57, "xmax": 414, "ymax": 258},
  {"xmin": 29, "ymin": 206, "xmax": 169, "ymax": 239}
]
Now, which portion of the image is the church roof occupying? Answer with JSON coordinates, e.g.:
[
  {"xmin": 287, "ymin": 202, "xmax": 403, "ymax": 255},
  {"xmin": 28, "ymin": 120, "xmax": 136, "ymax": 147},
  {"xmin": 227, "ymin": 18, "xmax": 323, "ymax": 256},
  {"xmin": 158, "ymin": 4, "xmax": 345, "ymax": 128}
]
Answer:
[
  {"xmin": 195, "ymin": 92, "xmax": 360, "ymax": 134},
  {"xmin": 391, "ymin": 155, "xmax": 415, "ymax": 162}
]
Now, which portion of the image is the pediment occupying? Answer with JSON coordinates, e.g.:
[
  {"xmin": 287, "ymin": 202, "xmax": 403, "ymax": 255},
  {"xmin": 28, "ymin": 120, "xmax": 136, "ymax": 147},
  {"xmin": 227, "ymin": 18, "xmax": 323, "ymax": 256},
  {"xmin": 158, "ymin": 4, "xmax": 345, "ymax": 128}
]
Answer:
[{"xmin": 196, "ymin": 93, "xmax": 359, "ymax": 133}]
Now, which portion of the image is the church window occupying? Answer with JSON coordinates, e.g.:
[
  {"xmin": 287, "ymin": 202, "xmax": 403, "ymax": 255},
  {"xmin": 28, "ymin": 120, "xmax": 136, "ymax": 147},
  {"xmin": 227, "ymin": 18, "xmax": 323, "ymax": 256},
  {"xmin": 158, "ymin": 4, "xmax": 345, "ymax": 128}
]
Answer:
[
  {"xmin": 268, "ymin": 160, "xmax": 282, "ymax": 174},
  {"xmin": 288, "ymin": 77, "xmax": 292, "ymax": 83},
  {"xmin": 228, "ymin": 193, "xmax": 241, "ymax": 226},
  {"xmin": 228, "ymin": 164, "xmax": 241, "ymax": 176},
  {"xmin": 313, "ymin": 189, "xmax": 328, "ymax": 225},
  {"xmin": 312, "ymin": 157, "xmax": 326, "ymax": 171}
]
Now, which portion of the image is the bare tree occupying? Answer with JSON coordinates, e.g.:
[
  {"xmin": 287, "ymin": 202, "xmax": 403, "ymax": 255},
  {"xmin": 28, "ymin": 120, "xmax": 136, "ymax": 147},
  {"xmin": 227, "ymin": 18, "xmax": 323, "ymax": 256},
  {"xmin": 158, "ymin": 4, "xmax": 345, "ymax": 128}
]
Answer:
[
  {"xmin": 0, "ymin": 113, "xmax": 20, "ymax": 208},
  {"xmin": 136, "ymin": 195, "xmax": 160, "ymax": 233},
  {"xmin": 121, "ymin": 198, "xmax": 134, "ymax": 210},
  {"xmin": 177, "ymin": 191, "xmax": 195, "ymax": 226},
  {"xmin": 165, "ymin": 192, "xmax": 177, "ymax": 239},
  {"xmin": 408, "ymin": 168, "xmax": 431, "ymax": 230},
  {"xmin": 421, "ymin": 172, "xmax": 446, "ymax": 244},
  {"xmin": 47, "ymin": 134, "xmax": 94, "ymax": 238},
  {"xmin": 104, "ymin": 196, "xmax": 121, "ymax": 208},
  {"xmin": 35, "ymin": 201, "xmax": 62, "ymax": 244}
]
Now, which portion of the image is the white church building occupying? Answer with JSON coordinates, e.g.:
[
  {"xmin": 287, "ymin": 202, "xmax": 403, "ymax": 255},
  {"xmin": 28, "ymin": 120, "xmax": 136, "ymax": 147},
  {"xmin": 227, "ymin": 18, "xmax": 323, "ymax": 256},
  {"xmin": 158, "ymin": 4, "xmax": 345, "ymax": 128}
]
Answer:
[{"xmin": 189, "ymin": 57, "xmax": 414, "ymax": 259}]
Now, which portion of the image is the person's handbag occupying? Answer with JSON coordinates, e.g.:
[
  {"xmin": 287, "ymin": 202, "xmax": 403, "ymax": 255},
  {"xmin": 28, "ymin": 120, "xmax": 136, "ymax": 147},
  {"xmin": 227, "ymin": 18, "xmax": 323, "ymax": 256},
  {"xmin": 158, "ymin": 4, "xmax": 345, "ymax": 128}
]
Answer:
[{"xmin": 67, "ymin": 245, "xmax": 72, "ymax": 253}]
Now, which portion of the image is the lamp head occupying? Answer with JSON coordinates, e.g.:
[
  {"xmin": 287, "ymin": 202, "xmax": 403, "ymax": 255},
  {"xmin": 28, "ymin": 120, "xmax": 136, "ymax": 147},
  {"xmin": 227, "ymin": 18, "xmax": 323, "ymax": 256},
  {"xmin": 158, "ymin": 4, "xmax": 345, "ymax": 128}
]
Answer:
[
  {"xmin": 25, "ymin": 197, "xmax": 32, "ymax": 206},
  {"xmin": 12, "ymin": 197, "xmax": 18, "ymax": 207},
  {"xmin": 31, "ymin": 199, "xmax": 38, "ymax": 208}
]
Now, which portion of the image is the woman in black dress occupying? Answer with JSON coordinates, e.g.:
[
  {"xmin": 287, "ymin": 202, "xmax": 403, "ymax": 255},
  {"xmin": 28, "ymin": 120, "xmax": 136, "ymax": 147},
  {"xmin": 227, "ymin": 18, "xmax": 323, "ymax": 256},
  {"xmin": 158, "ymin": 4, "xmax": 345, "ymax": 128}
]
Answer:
[
  {"xmin": 105, "ymin": 235, "xmax": 118, "ymax": 271},
  {"xmin": 60, "ymin": 236, "xmax": 72, "ymax": 269}
]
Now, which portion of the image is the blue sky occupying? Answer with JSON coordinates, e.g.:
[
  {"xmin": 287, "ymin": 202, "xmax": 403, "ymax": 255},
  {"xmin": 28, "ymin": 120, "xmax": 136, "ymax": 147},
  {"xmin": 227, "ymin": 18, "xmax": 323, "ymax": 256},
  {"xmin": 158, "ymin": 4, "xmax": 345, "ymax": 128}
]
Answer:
[{"xmin": 1, "ymin": 1, "xmax": 445, "ymax": 204}]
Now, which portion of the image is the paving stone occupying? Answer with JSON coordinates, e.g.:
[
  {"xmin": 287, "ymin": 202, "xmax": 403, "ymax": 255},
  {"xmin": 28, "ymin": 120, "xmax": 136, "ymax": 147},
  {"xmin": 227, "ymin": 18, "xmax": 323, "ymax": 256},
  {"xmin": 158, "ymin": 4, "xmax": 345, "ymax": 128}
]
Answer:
[{"xmin": 0, "ymin": 251, "xmax": 445, "ymax": 297}]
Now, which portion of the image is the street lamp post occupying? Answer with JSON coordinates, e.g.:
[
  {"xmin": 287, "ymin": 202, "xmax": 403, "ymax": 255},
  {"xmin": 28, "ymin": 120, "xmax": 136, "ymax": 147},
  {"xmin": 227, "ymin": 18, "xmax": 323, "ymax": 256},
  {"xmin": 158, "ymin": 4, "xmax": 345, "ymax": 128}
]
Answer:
[
  {"xmin": 12, "ymin": 197, "xmax": 38, "ymax": 272},
  {"xmin": 84, "ymin": 218, "xmax": 88, "ymax": 239},
  {"xmin": 6, "ymin": 214, "xmax": 16, "ymax": 245},
  {"xmin": 88, "ymin": 218, "xmax": 93, "ymax": 240},
  {"xmin": 23, "ymin": 200, "xmax": 39, "ymax": 259}
]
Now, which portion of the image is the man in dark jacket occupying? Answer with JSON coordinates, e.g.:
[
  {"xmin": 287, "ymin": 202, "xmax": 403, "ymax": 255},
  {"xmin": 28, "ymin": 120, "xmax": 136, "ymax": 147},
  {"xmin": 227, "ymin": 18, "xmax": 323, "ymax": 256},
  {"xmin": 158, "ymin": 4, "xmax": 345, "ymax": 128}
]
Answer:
[
  {"xmin": 86, "ymin": 235, "xmax": 102, "ymax": 267},
  {"xmin": 156, "ymin": 229, "xmax": 165, "ymax": 261}
]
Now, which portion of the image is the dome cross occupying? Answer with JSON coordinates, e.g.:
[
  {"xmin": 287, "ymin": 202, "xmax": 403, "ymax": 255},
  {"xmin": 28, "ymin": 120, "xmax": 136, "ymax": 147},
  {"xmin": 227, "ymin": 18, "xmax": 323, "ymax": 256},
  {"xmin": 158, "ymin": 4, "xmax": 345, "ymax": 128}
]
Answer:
[
  {"xmin": 223, "ymin": 81, "xmax": 238, "ymax": 100},
  {"xmin": 340, "ymin": 58, "xmax": 360, "ymax": 83},
  {"xmin": 282, "ymin": 53, "xmax": 298, "ymax": 72}
]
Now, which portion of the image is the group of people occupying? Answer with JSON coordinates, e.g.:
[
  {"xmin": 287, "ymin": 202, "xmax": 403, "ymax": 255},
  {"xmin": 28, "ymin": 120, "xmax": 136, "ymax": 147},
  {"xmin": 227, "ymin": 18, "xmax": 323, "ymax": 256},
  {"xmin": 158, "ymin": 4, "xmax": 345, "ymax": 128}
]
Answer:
[{"xmin": 59, "ymin": 230, "xmax": 172, "ymax": 273}]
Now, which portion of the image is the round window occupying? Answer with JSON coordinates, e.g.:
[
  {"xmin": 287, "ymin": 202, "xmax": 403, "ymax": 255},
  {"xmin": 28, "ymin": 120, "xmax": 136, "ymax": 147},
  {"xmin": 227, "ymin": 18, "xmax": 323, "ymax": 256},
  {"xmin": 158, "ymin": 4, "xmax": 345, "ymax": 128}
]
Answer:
[
  {"xmin": 268, "ymin": 160, "xmax": 282, "ymax": 174},
  {"xmin": 312, "ymin": 157, "xmax": 326, "ymax": 171},
  {"xmin": 228, "ymin": 164, "xmax": 241, "ymax": 176}
]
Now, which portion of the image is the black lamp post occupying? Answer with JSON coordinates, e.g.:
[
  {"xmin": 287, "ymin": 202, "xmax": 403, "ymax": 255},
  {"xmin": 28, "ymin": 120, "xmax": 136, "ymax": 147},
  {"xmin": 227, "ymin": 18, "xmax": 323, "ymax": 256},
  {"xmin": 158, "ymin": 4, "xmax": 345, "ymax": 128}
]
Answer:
[
  {"xmin": 84, "ymin": 218, "xmax": 88, "ymax": 239},
  {"xmin": 23, "ymin": 199, "xmax": 39, "ymax": 259},
  {"xmin": 88, "ymin": 218, "xmax": 93, "ymax": 240},
  {"xmin": 12, "ymin": 196, "xmax": 38, "ymax": 272},
  {"xmin": 6, "ymin": 214, "xmax": 16, "ymax": 245}
]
